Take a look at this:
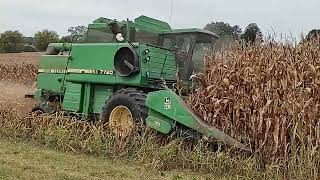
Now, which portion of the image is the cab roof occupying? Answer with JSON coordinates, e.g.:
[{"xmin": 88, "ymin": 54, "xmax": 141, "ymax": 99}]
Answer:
[
  {"xmin": 161, "ymin": 28, "xmax": 218, "ymax": 39},
  {"xmin": 91, "ymin": 15, "xmax": 219, "ymax": 39}
]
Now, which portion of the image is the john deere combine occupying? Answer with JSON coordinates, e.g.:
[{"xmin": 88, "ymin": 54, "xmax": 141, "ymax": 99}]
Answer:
[{"xmin": 31, "ymin": 15, "xmax": 246, "ymax": 150}]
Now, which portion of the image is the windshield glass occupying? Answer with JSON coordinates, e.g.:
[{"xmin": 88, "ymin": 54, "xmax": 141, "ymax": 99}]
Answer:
[
  {"xmin": 162, "ymin": 35, "xmax": 192, "ymax": 54},
  {"xmin": 160, "ymin": 33, "xmax": 214, "ymax": 80},
  {"xmin": 192, "ymin": 42, "xmax": 212, "ymax": 73}
]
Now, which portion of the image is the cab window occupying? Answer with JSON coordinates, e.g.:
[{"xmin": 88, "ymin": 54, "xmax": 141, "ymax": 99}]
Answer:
[
  {"xmin": 86, "ymin": 27, "xmax": 114, "ymax": 43},
  {"xmin": 134, "ymin": 30, "xmax": 160, "ymax": 46},
  {"xmin": 191, "ymin": 42, "xmax": 212, "ymax": 73},
  {"xmin": 162, "ymin": 34, "xmax": 192, "ymax": 54}
]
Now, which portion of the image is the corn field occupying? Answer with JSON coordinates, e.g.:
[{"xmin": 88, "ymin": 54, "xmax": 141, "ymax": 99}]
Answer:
[
  {"xmin": 0, "ymin": 52, "xmax": 38, "ymax": 85},
  {"xmin": 188, "ymin": 39, "xmax": 320, "ymax": 163},
  {"xmin": 0, "ymin": 41, "xmax": 319, "ymax": 178},
  {"xmin": 0, "ymin": 63, "xmax": 37, "ymax": 85}
]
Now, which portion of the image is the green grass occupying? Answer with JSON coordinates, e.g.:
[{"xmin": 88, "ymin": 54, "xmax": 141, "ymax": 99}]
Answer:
[{"xmin": 0, "ymin": 138, "xmax": 209, "ymax": 180}]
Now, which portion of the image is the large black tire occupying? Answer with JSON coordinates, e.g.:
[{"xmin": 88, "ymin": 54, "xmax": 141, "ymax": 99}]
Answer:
[
  {"xmin": 101, "ymin": 88, "xmax": 148, "ymax": 128},
  {"xmin": 31, "ymin": 105, "xmax": 46, "ymax": 114},
  {"xmin": 31, "ymin": 102, "xmax": 56, "ymax": 114}
]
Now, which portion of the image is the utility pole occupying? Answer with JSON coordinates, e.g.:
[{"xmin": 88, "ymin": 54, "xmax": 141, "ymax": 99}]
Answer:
[{"xmin": 170, "ymin": 0, "xmax": 173, "ymax": 26}]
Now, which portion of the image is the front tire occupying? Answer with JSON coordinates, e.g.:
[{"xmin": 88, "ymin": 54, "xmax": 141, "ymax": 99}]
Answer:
[
  {"xmin": 101, "ymin": 88, "xmax": 148, "ymax": 137},
  {"xmin": 31, "ymin": 102, "xmax": 56, "ymax": 115}
]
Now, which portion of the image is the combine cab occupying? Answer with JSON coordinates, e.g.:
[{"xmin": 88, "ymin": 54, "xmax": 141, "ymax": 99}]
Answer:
[{"xmin": 30, "ymin": 15, "xmax": 247, "ymax": 150}]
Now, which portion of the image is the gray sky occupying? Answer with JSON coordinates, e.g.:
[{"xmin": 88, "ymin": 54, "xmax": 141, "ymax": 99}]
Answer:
[{"xmin": 1, "ymin": 0, "xmax": 319, "ymax": 40}]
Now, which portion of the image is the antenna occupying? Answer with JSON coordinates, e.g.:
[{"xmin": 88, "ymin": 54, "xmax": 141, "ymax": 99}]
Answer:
[{"xmin": 170, "ymin": 0, "xmax": 173, "ymax": 25}]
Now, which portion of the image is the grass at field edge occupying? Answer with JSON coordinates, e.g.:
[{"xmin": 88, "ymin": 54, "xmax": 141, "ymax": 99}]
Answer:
[{"xmin": 0, "ymin": 137, "xmax": 213, "ymax": 180}]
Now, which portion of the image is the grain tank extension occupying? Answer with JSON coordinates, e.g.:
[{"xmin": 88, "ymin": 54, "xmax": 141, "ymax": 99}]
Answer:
[{"xmin": 30, "ymin": 15, "xmax": 247, "ymax": 150}]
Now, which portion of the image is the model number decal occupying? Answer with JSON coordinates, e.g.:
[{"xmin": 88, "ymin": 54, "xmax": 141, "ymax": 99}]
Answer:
[{"xmin": 96, "ymin": 70, "xmax": 114, "ymax": 75}]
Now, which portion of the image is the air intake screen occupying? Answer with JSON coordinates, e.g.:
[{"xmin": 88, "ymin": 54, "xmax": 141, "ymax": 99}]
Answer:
[{"xmin": 114, "ymin": 47, "xmax": 139, "ymax": 76}]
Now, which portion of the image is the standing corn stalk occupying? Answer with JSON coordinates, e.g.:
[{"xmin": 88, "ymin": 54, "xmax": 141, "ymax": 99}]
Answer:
[{"xmin": 188, "ymin": 39, "xmax": 320, "ymax": 164}]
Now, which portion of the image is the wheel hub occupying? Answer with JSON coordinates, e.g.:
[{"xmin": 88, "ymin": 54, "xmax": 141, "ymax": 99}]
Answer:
[{"xmin": 109, "ymin": 105, "xmax": 134, "ymax": 137}]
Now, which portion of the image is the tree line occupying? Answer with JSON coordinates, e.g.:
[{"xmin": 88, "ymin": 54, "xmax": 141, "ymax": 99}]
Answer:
[
  {"xmin": 0, "ymin": 26, "xmax": 87, "ymax": 53},
  {"xmin": 204, "ymin": 22, "xmax": 264, "ymax": 49},
  {"xmin": 0, "ymin": 21, "xmax": 318, "ymax": 53}
]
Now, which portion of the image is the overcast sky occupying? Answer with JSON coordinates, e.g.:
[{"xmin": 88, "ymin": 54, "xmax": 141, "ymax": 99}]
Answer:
[{"xmin": 1, "ymin": 0, "xmax": 319, "ymax": 40}]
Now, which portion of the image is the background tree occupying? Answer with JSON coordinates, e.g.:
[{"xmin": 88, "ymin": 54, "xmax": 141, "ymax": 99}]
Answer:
[
  {"xmin": 241, "ymin": 23, "xmax": 263, "ymax": 44},
  {"xmin": 60, "ymin": 35, "xmax": 72, "ymax": 43},
  {"xmin": 22, "ymin": 36, "xmax": 37, "ymax": 52},
  {"xmin": 204, "ymin": 22, "xmax": 241, "ymax": 40},
  {"xmin": 305, "ymin": 29, "xmax": 320, "ymax": 41},
  {"xmin": 60, "ymin": 26, "xmax": 87, "ymax": 43},
  {"xmin": 204, "ymin": 21, "xmax": 242, "ymax": 49},
  {"xmin": 34, "ymin": 30, "xmax": 59, "ymax": 51},
  {"xmin": 67, "ymin": 25, "xmax": 87, "ymax": 43},
  {"xmin": 23, "ymin": 36, "xmax": 34, "ymax": 45},
  {"xmin": 0, "ymin": 30, "xmax": 24, "ymax": 53}
]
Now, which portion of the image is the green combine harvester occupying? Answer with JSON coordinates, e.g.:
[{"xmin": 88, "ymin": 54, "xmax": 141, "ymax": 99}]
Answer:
[{"xmin": 29, "ymin": 15, "xmax": 247, "ymax": 150}]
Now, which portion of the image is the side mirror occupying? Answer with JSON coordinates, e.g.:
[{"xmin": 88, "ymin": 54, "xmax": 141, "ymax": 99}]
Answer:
[{"xmin": 173, "ymin": 46, "xmax": 179, "ymax": 54}]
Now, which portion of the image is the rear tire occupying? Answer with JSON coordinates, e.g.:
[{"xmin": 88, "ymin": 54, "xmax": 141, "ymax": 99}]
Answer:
[{"xmin": 101, "ymin": 88, "xmax": 148, "ymax": 137}]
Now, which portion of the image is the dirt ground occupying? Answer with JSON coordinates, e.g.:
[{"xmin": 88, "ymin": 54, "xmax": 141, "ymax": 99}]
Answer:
[
  {"xmin": 0, "ymin": 52, "xmax": 40, "ymax": 115},
  {"xmin": 0, "ymin": 82, "xmax": 37, "ymax": 115},
  {"xmin": 0, "ymin": 52, "xmax": 40, "ymax": 65}
]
